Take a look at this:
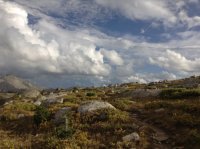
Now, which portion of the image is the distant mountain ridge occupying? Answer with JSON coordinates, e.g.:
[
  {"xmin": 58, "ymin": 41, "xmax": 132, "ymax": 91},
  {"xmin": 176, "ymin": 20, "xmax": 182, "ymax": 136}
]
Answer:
[{"xmin": 0, "ymin": 75, "xmax": 38, "ymax": 92}]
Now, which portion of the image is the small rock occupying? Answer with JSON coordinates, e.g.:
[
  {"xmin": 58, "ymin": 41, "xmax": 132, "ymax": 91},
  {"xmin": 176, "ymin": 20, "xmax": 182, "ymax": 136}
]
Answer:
[
  {"xmin": 122, "ymin": 132, "xmax": 140, "ymax": 142},
  {"xmin": 17, "ymin": 114, "xmax": 25, "ymax": 119},
  {"xmin": 34, "ymin": 100, "xmax": 42, "ymax": 106},
  {"xmin": 154, "ymin": 108, "xmax": 165, "ymax": 113}
]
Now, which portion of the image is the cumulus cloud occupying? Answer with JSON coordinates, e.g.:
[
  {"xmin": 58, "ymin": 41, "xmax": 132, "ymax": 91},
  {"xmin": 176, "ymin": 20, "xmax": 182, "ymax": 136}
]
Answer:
[
  {"xmin": 150, "ymin": 49, "xmax": 200, "ymax": 72},
  {"xmin": 1, "ymin": 0, "xmax": 200, "ymax": 87},
  {"xmin": 0, "ymin": 0, "xmax": 114, "ymax": 77},
  {"xmin": 178, "ymin": 10, "xmax": 200, "ymax": 28},
  {"xmin": 100, "ymin": 49, "xmax": 124, "ymax": 66}
]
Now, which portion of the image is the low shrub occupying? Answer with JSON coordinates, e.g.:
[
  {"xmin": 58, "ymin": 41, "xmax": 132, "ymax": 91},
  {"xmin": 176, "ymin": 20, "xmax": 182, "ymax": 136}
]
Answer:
[
  {"xmin": 81, "ymin": 109, "xmax": 130, "ymax": 124},
  {"xmin": 86, "ymin": 92, "xmax": 96, "ymax": 97},
  {"xmin": 33, "ymin": 106, "xmax": 51, "ymax": 127},
  {"xmin": 55, "ymin": 126, "xmax": 75, "ymax": 139}
]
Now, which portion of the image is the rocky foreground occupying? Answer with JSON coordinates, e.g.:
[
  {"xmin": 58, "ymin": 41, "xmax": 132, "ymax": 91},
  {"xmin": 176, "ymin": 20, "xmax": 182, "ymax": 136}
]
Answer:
[{"xmin": 0, "ymin": 76, "xmax": 200, "ymax": 148}]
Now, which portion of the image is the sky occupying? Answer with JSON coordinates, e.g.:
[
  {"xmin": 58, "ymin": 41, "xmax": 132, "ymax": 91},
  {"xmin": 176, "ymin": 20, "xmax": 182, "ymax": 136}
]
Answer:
[{"xmin": 1, "ymin": 0, "xmax": 200, "ymax": 88}]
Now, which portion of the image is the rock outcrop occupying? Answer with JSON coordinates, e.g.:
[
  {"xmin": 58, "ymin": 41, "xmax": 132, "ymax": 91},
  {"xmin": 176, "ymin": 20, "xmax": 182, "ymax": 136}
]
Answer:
[{"xmin": 78, "ymin": 100, "xmax": 116, "ymax": 113}]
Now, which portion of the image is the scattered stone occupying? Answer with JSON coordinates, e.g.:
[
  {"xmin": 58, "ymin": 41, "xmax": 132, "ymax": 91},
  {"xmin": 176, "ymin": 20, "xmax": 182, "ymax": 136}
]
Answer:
[
  {"xmin": 78, "ymin": 100, "xmax": 116, "ymax": 113},
  {"xmin": 122, "ymin": 132, "xmax": 140, "ymax": 142}
]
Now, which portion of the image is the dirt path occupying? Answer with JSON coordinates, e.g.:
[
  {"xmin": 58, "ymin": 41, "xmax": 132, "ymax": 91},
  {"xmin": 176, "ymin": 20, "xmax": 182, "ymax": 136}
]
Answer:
[{"xmin": 132, "ymin": 112, "xmax": 171, "ymax": 149}]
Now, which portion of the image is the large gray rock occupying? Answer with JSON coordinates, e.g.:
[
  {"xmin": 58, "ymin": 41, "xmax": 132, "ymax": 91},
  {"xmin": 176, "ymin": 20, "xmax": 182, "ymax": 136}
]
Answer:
[
  {"xmin": 78, "ymin": 100, "xmax": 116, "ymax": 113},
  {"xmin": 22, "ymin": 89, "xmax": 41, "ymax": 98}
]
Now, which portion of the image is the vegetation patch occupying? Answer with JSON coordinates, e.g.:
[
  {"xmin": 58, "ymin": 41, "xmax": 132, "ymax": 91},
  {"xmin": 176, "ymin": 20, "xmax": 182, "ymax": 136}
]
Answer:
[
  {"xmin": 33, "ymin": 106, "xmax": 52, "ymax": 127},
  {"xmin": 159, "ymin": 88, "xmax": 200, "ymax": 99},
  {"xmin": 86, "ymin": 92, "xmax": 96, "ymax": 97}
]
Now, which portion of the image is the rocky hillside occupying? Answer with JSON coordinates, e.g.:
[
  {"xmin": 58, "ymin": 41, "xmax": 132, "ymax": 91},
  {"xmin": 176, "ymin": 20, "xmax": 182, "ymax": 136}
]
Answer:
[
  {"xmin": 0, "ymin": 75, "xmax": 38, "ymax": 92},
  {"xmin": 0, "ymin": 76, "xmax": 200, "ymax": 148}
]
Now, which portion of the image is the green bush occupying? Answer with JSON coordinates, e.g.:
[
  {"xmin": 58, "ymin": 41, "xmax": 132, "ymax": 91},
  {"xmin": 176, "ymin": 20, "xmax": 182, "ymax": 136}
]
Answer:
[
  {"xmin": 33, "ymin": 106, "xmax": 51, "ymax": 127},
  {"xmin": 86, "ymin": 92, "xmax": 96, "ymax": 97}
]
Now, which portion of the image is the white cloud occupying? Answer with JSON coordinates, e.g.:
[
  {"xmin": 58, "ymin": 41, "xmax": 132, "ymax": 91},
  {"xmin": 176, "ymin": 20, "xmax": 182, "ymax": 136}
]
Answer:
[
  {"xmin": 12, "ymin": 0, "xmax": 200, "ymax": 29},
  {"xmin": 127, "ymin": 75, "xmax": 147, "ymax": 83},
  {"xmin": 13, "ymin": 0, "xmax": 111, "ymax": 26},
  {"xmin": 95, "ymin": 0, "xmax": 176, "ymax": 25},
  {"xmin": 1, "ymin": 0, "xmax": 200, "ymax": 87},
  {"xmin": 0, "ymin": 0, "xmax": 114, "ymax": 77},
  {"xmin": 178, "ymin": 10, "xmax": 200, "ymax": 28},
  {"xmin": 150, "ymin": 49, "xmax": 200, "ymax": 72},
  {"xmin": 100, "ymin": 49, "xmax": 124, "ymax": 66}
]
